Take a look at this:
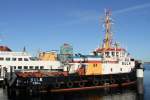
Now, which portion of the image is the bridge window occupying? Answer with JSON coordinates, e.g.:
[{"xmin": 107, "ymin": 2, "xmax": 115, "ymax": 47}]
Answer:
[
  {"xmin": 24, "ymin": 66, "xmax": 28, "ymax": 69},
  {"xmin": 112, "ymin": 52, "xmax": 115, "ymax": 57},
  {"xmin": 29, "ymin": 66, "xmax": 33, "ymax": 69},
  {"xmin": 12, "ymin": 58, "xmax": 16, "ymax": 61},
  {"xmin": 105, "ymin": 52, "xmax": 110, "ymax": 58},
  {"xmin": 24, "ymin": 58, "xmax": 29, "ymax": 61},
  {"xmin": 18, "ymin": 66, "xmax": 22, "ymax": 69},
  {"xmin": 30, "ymin": 57, "xmax": 38, "ymax": 61},
  {"xmin": 18, "ymin": 58, "xmax": 22, "ymax": 61},
  {"xmin": 116, "ymin": 52, "xmax": 119, "ymax": 57},
  {"xmin": 6, "ymin": 57, "xmax": 10, "ymax": 61},
  {"xmin": 40, "ymin": 66, "xmax": 44, "ymax": 69},
  {"xmin": 35, "ymin": 66, "xmax": 39, "ymax": 69},
  {"xmin": 131, "ymin": 59, "xmax": 134, "ymax": 61}
]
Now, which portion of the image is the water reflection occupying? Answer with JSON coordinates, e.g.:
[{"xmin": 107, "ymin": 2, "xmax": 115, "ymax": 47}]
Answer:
[{"xmin": 0, "ymin": 88, "xmax": 141, "ymax": 100}]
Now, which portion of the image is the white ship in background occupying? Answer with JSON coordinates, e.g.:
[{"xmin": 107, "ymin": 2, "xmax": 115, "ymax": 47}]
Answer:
[{"xmin": 0, "ymin": 46, "xmax": 62, "ymax": 83}]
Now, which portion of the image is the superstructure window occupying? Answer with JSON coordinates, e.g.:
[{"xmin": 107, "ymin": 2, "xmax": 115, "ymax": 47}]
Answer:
[
  {"xmin": 116, "ymin": 52, "xmax": 119, "ymax": 57},
  {"xmin": 40, "ymin": 66, "xmax": 44, "ymax": 69},
  {"xmin": 112, "ymin": 52, "xmax": 115, "ymax": 57},
  {"xmin": 131, "ymin": 59, "xmax": 134, "ymax": 61},
  {"xmin": 29, "ymin": 66, "xmax": 33, "ymax": 69},
  {"xmin": 18, "ymin": 58, "xmax": 22, "ymax": 61},
  {"xmin": 14, "ymin": 66, "xmax": 16, "ymax": 69},
  {"xmin": 24, "ymin": 58, "xmax": 29, "ymax": 61},
  {"xmin": 111, "ymin": 68, "xmax": 113, "ymax": 72},
  {"xmin": 120, "ymin": 68, "xmax": 122, "ymax": 71},
  {"xmin": 129, "ymin": 62, "xmax": 131, "ymax": 65},
  {"xmin": 24, "ymin": 66, "xmax": 28, "ymax": 69},
  {"xmin": 93, "ymin": 64, "xmax": 97, "ymax": 67},
  {"xmin": 12, "ymin": 58, "xmax": 16, "ymax": 61},
  {"xmin": 105, "ymin": 52, "xmax": 110, "ymax": 58},
  {"xmin": 18, "ymin": 66, "xmax": 22, "ymax": 69},
  {"xmin": 0, "ymin": 57, "xmax": 4, "ymax": 61},
  {"xmin": 35, "ymin": 66, "xmax": 39, "ymax": 69},
  {"xmin": 6, "ymin": 58, "xmax": 10, "ymax": 61},
  {"xmin": 30, "ymin": 57, "xmax": 38, "ymax": 61}
]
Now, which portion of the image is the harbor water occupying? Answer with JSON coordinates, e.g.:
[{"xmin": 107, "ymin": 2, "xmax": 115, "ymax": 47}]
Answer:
[{"xmin": 0, "ymin": 64, "xmax": 149, "ymax": 100}]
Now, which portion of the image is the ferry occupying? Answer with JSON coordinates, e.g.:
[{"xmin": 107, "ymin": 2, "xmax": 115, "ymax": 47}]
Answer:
[{"xmin": 0, "ymin": 46, "xmax": 62, "ymax": 85}]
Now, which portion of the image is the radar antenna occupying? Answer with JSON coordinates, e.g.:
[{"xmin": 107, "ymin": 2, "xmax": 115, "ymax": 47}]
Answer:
[{"xmin": 103, "ymin": 9, "xmax": 113, "ymax": 49}]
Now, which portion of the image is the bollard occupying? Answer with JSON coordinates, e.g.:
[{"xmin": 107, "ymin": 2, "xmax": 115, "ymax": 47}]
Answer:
[{"xmin": 136, "ymin": 63, "xmax": 144, "ymax": 95}]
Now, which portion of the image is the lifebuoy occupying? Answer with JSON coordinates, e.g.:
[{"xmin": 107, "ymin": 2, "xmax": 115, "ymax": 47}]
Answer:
[
  {"xmin": 66, "ymin": 81, "xmax": 73, "ymax": 88},
  {"xmin": 78, "ymin": 81, "xmax": 85, "ymax": 87}
]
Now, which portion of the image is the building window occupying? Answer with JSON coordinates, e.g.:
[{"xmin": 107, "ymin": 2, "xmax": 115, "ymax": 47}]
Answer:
[
  {"xmin": 35, "ymin": 66, "xmax": 39, "ymax": 69},
  {"xmin": 12, "ymin": 58, "xmax": 16, "ymax": 61},
  {"xmin": 18, "ymin": 66, "xmax": 22, "ymax": 69},
  {"xmin": 6, "ymin": 58, "xmax": 10, "ymax": 61},
  {"xmin": 29, "ymin": 66, "xmax": 33, "ymax": 69},
  {"xmin": 40, "ymin": 66, "xmax": 44, "ymax": 69},
  {"xmin": 18, "ymin": 58, "xmax": 22, "ymax": 61},
  {"xmin": 0, "ymin": 57, "xmax": 4, "ymax": 61},
  {"xmin": 24, "ymin": 66, "xmax": 28, "ymax": 69},
  {"xmin": 24, "ymin": 58, "xmax": 29, "ymax": 61}
]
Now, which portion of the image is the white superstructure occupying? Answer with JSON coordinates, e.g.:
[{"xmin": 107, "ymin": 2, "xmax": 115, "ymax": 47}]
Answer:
[{"xmin": 0, "ymin": 49, "xmax": 62, "ymax": 81}]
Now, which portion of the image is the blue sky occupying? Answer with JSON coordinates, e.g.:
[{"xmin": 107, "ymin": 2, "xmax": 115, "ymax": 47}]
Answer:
[{"xmin": 0, "ymin": 0, "xmax": 150, "ymax": 61}]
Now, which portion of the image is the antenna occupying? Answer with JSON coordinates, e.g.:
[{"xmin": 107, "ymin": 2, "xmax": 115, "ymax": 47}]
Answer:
[{"xmin": 102, "ymin": 9, "xmax": 113, "ymax": 49}]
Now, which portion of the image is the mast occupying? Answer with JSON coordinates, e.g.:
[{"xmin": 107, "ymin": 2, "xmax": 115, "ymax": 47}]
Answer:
[{"xmin": 103, "ymin": 9, "xmax": 112, "ymax": 49}]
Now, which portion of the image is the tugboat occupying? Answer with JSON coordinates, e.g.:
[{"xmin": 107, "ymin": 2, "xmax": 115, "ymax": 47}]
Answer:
[{"xmin": 1, "ymin": 10, "xmax": 142, "ymax": 96}]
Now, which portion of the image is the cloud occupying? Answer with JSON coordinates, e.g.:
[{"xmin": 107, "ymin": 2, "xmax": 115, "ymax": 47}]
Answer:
[
  {"xmin": 65, "ymin": 10, "xmax": 100, "ymax": 25},
  {"xmin": 114, "ymin": 3, "xmax": 150, "ymax": 14},
  {"xmin": 64, "ymin": 3, "xmax": 150, "ymax": 26},
  {"xmin": 51, "ymin": 3, "xmax": 150, "ymax": 28}
]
